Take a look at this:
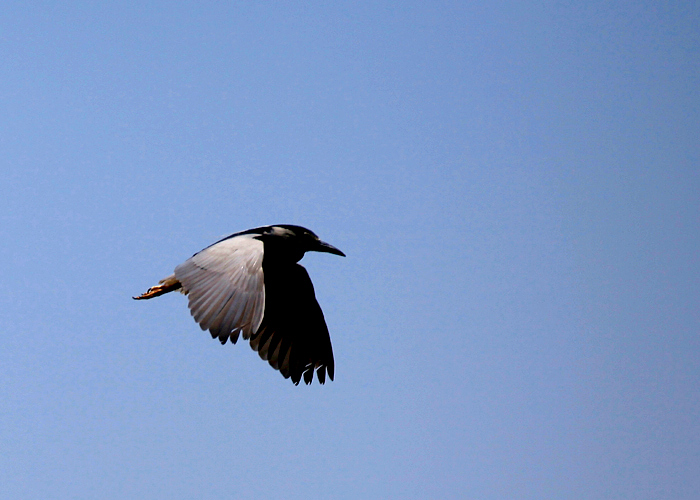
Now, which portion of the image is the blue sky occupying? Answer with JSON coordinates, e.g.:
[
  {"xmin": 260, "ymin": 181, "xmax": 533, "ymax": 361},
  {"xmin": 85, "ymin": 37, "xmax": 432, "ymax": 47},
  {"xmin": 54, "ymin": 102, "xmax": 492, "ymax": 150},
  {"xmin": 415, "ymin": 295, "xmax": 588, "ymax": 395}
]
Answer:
[{"xmin": 1, "ymin": 2, "xmax": 698, "ymax": 499}]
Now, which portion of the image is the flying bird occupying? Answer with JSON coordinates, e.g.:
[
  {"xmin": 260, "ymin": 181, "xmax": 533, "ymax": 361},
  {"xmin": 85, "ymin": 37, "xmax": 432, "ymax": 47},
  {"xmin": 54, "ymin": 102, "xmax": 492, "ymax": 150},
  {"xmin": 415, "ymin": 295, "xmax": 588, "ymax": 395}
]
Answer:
[{"xmin": 134, "ymin": 224, "xmax": 345, "ymax": 385}]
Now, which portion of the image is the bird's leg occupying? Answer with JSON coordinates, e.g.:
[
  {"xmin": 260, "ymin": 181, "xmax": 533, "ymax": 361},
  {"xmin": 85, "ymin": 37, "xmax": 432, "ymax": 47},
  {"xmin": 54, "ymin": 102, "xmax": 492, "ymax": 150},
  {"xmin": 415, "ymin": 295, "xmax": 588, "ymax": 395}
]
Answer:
[{"xmin": 133, "ymin": 275, "xmax": 182, "ymax": 300}]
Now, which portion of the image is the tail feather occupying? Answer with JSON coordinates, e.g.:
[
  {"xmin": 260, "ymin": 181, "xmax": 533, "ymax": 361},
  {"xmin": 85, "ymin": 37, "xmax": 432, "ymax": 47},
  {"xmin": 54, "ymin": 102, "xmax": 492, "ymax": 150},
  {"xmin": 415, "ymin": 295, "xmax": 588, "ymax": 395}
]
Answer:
[{"xmin": 133, "ymin": 274, "xmax": 182, "ymax": 300}]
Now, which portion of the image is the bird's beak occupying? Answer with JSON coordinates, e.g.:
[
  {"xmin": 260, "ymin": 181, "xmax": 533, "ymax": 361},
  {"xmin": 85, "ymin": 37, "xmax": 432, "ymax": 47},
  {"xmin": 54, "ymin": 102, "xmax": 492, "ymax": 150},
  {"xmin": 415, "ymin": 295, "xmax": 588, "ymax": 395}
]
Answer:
[{"xmin": 316, "ymin": 240, "xmax": 346, "ymax": 257}]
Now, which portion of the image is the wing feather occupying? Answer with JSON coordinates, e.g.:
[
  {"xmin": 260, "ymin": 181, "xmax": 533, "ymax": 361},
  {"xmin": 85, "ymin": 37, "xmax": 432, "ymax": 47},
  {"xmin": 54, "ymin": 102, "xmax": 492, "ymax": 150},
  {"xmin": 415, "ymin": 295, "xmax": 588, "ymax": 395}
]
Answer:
[
  {"xmin": 249, "ymin": 263, "xmax": 335, "ymax": 385},
  {"xmin": 172, "ymin": 234, "xmax": 334, "ymax": 385},
  {"xmin": 174, "ymin": 235, "xmax": 265, "ymax": 342}
]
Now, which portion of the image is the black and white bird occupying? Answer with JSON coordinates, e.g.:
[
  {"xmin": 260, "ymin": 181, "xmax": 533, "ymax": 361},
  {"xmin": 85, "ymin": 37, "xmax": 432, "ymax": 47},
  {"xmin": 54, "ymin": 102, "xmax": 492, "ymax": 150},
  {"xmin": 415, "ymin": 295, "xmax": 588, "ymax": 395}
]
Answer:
[{"xmin": 134, "ymin": 224, "xmax": 345, "ymax": 385}]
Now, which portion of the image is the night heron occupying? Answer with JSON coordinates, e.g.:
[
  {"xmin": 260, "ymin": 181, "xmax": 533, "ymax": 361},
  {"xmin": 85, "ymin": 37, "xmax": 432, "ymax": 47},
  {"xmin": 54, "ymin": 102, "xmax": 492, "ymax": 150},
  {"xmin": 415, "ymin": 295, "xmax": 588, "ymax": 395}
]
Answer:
[{"xmin": 134, "ymin": 224, "xmax": 345, "ymax": 385}]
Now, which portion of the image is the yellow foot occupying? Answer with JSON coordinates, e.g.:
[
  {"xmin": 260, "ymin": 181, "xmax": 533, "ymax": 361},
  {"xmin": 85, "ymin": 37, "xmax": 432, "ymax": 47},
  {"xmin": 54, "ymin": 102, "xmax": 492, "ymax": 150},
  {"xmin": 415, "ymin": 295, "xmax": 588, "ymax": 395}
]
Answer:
[{"xmin": 133, "ymin": 284, "xmax": 168, "ymax": 300}]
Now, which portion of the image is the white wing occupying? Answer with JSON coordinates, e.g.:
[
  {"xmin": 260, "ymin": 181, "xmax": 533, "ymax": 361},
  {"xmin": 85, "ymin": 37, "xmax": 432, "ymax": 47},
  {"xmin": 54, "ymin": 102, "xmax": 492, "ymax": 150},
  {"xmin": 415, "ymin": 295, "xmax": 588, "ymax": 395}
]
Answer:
[{"xmin": 174, "ymin": 234, "xmax": 265, "ymax": 344}]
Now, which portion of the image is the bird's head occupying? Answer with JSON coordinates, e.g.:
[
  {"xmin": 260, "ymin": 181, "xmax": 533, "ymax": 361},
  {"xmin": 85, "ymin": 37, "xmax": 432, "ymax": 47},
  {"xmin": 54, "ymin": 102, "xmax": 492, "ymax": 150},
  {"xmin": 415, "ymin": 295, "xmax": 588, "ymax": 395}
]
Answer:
[{"xmin": 259, "ymin": 225, "xmax": 345, "ymax": 263}]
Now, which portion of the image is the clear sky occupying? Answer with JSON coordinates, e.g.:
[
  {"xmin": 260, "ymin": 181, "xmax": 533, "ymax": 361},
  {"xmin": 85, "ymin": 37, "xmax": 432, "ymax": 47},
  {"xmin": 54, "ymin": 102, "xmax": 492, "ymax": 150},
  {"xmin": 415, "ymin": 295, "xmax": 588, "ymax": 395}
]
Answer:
[{"xmin": 1, "ymin": 2, "xmax": 698, "ymax": 499}]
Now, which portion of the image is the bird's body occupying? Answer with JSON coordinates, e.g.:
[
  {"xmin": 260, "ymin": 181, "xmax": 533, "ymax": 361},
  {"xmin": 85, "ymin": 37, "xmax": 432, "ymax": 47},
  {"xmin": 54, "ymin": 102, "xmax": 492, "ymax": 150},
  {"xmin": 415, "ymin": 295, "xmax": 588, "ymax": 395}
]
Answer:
[{"xmin": 134, "ymin": 225, "xmax": 345, "ymax": 385}]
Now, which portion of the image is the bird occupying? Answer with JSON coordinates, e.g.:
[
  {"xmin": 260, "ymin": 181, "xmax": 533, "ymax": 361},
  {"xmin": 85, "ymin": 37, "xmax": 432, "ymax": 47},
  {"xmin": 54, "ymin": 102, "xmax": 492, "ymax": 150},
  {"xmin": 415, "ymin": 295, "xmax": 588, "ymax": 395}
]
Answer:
[{"xmin": 134, "ymin": 224, "xmax": 345, "ymax": 385}]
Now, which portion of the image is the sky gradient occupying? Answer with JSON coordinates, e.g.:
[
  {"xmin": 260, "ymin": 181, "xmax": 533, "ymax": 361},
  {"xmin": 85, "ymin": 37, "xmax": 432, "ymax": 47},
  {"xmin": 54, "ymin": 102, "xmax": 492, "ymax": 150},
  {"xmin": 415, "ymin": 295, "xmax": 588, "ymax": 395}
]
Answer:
[{"xmin": 1, "ymin": 2, "xmax": 699, "ymax": 499}]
